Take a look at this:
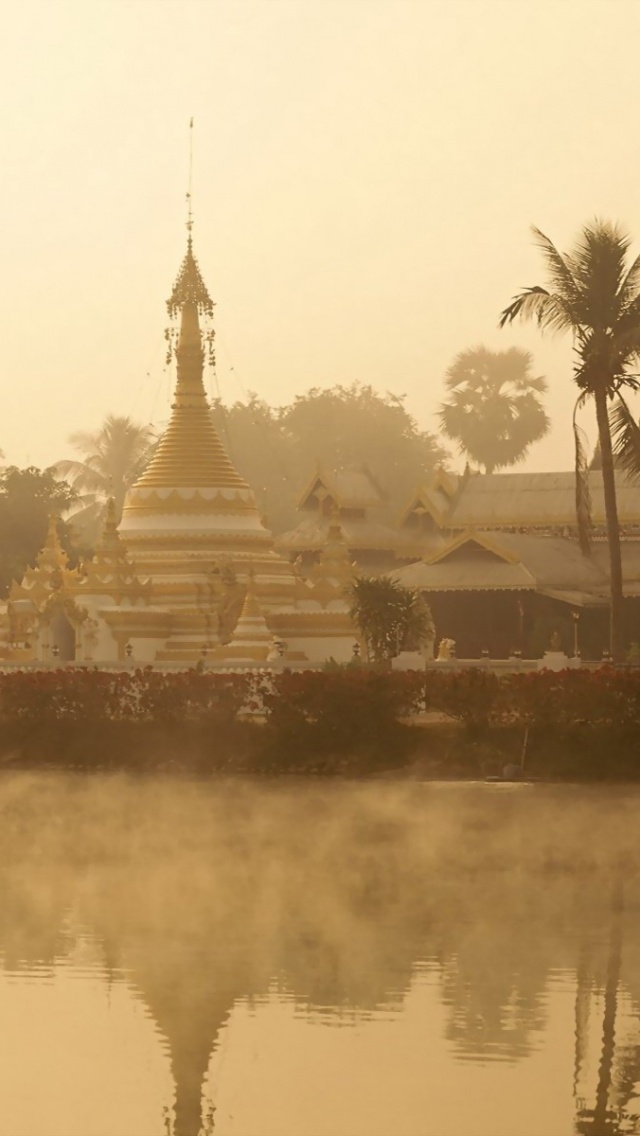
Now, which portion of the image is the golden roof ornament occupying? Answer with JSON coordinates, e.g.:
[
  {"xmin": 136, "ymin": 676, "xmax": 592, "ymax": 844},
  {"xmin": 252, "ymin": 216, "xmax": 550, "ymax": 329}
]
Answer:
[
  {"xmin": 167, "ymin": 240, "xmax": 214, "ymax": 322},
  {"xmin": 9, "ymin": 514, "xmax": 78, "ymax": 608},
  {"xmin": 79, "ymin": 498, "xmax": 149, "ymax": 602}
]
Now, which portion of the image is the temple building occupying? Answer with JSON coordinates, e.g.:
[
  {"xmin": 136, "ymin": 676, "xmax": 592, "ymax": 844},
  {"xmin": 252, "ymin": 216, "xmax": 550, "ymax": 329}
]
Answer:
[
  {"xmin": 5, "ymin": 215, "xmax": 640, "ymax": 665},
  {"xmin": 275, "ymin": 464, "xmax": 402, "ymax": 572},
  {"xmin": 0, "ymin": 231, "xmax": 358, "ymax": 666},
  {"xmin": 392, "ymin": 470, "xmax": 640, "ymax": 658}
]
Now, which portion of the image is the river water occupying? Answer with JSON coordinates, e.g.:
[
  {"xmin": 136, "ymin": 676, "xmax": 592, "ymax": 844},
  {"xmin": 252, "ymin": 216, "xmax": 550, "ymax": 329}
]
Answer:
[{"xmin": 0, "ymin": 774, "xmax": 639, "ymax": 1136}]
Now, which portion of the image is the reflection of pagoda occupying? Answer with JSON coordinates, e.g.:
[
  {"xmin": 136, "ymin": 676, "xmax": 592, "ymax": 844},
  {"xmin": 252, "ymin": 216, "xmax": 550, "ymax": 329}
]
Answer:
[
  {"xmin": 80, "ymin": 852, "xmax": 270, "ymax": 1136},
  {"xmin": 121, "ymin": 940, "xmax": 246, "ymax": 1136}
]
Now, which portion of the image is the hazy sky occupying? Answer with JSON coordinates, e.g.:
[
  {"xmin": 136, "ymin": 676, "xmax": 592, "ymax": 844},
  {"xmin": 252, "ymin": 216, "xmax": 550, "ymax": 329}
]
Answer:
[{"xmin": 2, "ymin": 0, "xmax": 640, "ymax": 474}]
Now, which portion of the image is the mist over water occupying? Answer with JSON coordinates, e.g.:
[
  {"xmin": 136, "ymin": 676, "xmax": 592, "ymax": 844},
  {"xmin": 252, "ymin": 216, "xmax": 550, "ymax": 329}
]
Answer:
[{"xmin": 1, "ymin": 774, "xmax": 639, "ymax": 1136}]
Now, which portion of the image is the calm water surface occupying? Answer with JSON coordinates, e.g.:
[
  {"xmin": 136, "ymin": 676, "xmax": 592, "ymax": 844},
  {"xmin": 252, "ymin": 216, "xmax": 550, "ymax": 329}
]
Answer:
[{"xmin": 0, "ymin": 775, "xmax": 638, "ymax": 1136}]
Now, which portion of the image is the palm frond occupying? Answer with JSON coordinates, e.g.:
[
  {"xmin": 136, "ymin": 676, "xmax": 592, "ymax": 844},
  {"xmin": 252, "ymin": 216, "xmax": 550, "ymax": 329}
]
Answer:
[
  {"xmin": 613, "ymin": 291, "xmax": 640, "ymax": 350},
  {"xmin": 610, "ymin": 394, "xmax": 640, "ymax": 483},
  {"xmin": 530, "ymin": 226, "xmax": 581, "ymax": 309},
  {"xmin": 573, "ymin": 393, "xmax": 593, "ymax": 554},
  {"xmin": 499, "ymin": 288, "xmax": 573, "ymax": 333},
  {"xmin": 572, "ymin": 220, "xmax": 632, "ymax": 329},
  {"xmin": 618, "ymin": 248, "xmax": 640, "ymax": 310}
]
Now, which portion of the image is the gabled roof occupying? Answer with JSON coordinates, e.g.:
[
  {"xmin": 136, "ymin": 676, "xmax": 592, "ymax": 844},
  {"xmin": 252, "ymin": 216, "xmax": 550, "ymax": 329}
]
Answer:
[
  {"xmin": 430, "ymin": 466, "xmax": 459, "ymax": 499},
  {"xmin": 425, "ymin": 530, "xmax": 521, "ymax": 566},
  {"xmin": 275, "ymin": 515, "xmax": 401, "ymax": 553},
  {"xmin": 297, "ymin": 465, "xmax": 383, "ymax": 511},
  {"xmin": 448, "ymin": 470, "xmax": 640, "ymax": 529},
  {"xmin": 397, "ymin": 485, "xmax": 450, "ymax": 529},
  {"xmin": 391, "ymin": 528, "xmax": 609, "ymax": 601},
  {"xmin": 394, "ymin": 555, "xmax": 536, "ymax": 593}
]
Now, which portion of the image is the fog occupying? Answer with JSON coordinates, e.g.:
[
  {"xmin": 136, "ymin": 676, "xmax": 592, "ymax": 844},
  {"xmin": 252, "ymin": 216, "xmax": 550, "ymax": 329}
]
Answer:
[
  {"xmin": 1, "ymin": 774, "xmax": 640, "ymax": 1134},
  {"xmin": 3, "ymin": 2, "xmax": 640, "ymax": 473}
]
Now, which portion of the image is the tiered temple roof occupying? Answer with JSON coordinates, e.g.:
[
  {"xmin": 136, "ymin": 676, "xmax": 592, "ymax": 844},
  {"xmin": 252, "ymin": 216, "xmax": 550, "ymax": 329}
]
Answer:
[{"xmin": 276, "ymin": 464, "xmax": 401, "ymax": 569}]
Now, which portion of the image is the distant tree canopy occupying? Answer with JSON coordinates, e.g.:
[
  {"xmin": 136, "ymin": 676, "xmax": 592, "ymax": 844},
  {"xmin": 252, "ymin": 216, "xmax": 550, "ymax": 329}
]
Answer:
[
  {"xmin": 438, "ymin": 346, "xmax": 549, "ymax": 474},
  {"xmin": 54, "ymin": 415, "xmax": 159, "ymax": 546},
  {"xmin": 0, "ymin": 467, "xmax": 78, "ymax": 597},
  {"xmin": 211, "ymin": 383, "xmax": 446, "ymax": 532}
]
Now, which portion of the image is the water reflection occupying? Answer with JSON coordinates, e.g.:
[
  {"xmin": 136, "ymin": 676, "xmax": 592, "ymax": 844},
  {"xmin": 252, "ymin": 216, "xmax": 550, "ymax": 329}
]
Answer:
[{"xmin": 0, "ymin": 777, "xmax": 640, "ymax": 1135}]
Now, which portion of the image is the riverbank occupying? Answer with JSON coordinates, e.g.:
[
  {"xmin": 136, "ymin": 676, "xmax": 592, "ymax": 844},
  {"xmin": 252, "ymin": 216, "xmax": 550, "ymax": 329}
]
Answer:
[
  {"xmin": 1, "ymin": 717, "xmax": 639, "ymax": 781},
  {"xmin": 0, "ymin": 666, "xmax": 639, "ymax": 780}
]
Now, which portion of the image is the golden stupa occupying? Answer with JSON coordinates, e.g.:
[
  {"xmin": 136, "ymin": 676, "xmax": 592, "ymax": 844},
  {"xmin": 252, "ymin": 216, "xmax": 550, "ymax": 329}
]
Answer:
[{"xmin": 0, "ymin": 215, "xmax": 357, "ymax": 666}]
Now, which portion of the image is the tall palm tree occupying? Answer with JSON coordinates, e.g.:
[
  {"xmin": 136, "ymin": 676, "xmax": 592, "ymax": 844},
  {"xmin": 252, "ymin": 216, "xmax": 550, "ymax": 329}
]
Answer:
[
  {"xmin": 54, "ymin": 415, "xmax": 158, "ymax": 541},
  {"xmin": 500, "ymin": 221, "xmax": 640, "ymax": 661},
  {"xmin": 438, "ymin": 346, "xmax": 549, "ymax": 474}
]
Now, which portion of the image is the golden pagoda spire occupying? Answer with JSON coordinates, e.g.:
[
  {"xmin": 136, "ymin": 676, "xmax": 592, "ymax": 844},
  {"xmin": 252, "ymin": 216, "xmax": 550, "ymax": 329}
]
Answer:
[
  {"xmin": 38, "ymin": 514, "xmax": 69, "ymax": 571},
  {"xmin": 134, "ymin": 137, "xmax": 249, "ymax": 494},
  {"xmin": 135, "ymin": 241, "xmax": 248, "ymax": 491}
]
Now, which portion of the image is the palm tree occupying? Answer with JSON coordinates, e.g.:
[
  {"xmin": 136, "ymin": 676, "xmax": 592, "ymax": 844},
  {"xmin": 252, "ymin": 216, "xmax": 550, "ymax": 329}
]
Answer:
[
  {"xmin": 500, "ymin": 221, "xmax": 640, "ymax": 661},
  {"xmin": 54, "ymin": 415, "xmax": 158, "ymax": 541},
  {"xmin": 438, "ymin": 346, "xmax": 549, "ymax": 474},
  {"xmin": 347, "ymin": 576, "xmax": 435, "ymax": 664}
]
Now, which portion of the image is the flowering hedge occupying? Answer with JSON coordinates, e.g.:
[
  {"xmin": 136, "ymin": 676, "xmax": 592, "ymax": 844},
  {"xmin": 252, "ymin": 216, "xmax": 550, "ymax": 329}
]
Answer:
[
  {"xmin": 421, "ymin": 667, "xmax": 640, "ymax": 730},
  {"xmin": 0, "ymin": 667, "xmax": 252, "ymax": 725},
  {"xmin": 0, "ymin": 666, "xmax": 639, "ymax": 774},
  {"xmin": 262, "ymin": 668, "xmax": 426, "ymax": 767},
  {"xmin": 1, "ymin": 665, "xmax": 640, "ymax": 730}
]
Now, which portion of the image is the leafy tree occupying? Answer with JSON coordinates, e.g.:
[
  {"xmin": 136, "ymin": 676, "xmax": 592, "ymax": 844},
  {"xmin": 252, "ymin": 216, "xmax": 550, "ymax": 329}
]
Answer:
[
  {"xmin": 500, "ymin": 220, "xmax": 640, "ymax": 660},
  {"xmin": 54, "ymin": 415, "xmax": 158, "ymax": 542},
  {"xmin": 211, "ymin": 395, "xmax": 294, "ymax": 530},
  {"xmin": 438, "ymin": 346, "xmax": 549, "ymax": 474},
  {"xmin": 0, "ymin": 467, "xmax": 77, "ymax": 596},
  {"xmin": 347, "ymin": 576, "xmax": 434, "ymax": 664},
  {"xmin": 212, "ymin": 384, "xmax": 446, "ymax": 532}
]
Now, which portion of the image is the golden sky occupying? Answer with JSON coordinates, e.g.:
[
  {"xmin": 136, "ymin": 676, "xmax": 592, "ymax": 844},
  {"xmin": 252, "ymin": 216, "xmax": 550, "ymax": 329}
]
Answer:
[{"xmin": 1, "ymin": 0, "xmax": 639, "ymax": 473}]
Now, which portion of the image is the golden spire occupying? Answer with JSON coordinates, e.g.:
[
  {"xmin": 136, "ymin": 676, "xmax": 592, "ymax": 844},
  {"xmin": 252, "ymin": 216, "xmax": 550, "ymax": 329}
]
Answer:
[
  {"xmin": 228, "ymin": 567, "xmax": 272, "ymax": 655},
  {"xmin": 38, "ymin": 514, "xmax": 69, "ymax": 571},
  {"xmin": 78, "ymin": 499, "xmax": 149, "ymax": 600},
  {"xmin": 9, "ymin": 514, "xmax": 72, "ymax": 604},
  {"xmin": 239, "ymin": 564, "xmax": 262, "ymax": 620},
  {"xmin": 133, "ymin": 240, "xmax": 249, "ymax": 491},
  {"xmin": 134, "ymin": 121, "xmax": 248, "ymax": 494}
]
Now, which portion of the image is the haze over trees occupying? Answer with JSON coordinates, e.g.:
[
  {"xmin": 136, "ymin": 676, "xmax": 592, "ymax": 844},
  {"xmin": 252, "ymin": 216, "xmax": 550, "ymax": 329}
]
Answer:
[
  {"xmin": 500, "ymin": 219, "xmax": 640, "ymax": 661},
  {"xmin": 0, "ymin": 467, "xmax": 78, "ymax": 597},
  {"xmin": 54, "ymin": 415, "xmax": 158, "ymax": 545},
  {"xmin": 211, "ymin": 383, "xmax": 446, "ymax": 531},
  {"xmin": 438, "ymin": 346, "xmax": 549, "ymax": 474}
]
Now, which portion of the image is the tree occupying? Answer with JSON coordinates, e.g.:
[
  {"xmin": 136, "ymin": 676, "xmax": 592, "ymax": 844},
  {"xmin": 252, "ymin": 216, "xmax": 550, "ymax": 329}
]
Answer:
[
  {"xmin": 0, "ymin": 466, "xmax": 77, "ymax": 596},
  {"xmin": 438, "ymin": 347, "xmax": 549, "ymax": 474},
  {"xmin": 211, "ymin": 384, "xmax": 446, "ymax": 533},
  {"xmin": 500, "ymin": 221, "xmax": 640, "ymax": 661},
  {"xmin": 53, "ymin": 415, "xmax": 158, "ymax": 542},
  {"xmin": 347, "ymin": 576, "xmax": 434, "ymax": 664},
  {"xmin": 210, "ymin": 396, "xmax": 295, "ymax": 531}
]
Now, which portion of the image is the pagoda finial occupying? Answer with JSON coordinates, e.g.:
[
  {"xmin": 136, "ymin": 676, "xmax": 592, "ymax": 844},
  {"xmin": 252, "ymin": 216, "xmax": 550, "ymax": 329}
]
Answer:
[
  {"xmin": 167, "ymin": 241, "xmax": 214, "ymax": 319},
  {"xmin": 166, "ymin": 118, "xmax": 213, "ymax": 319},
  {"xmin": 186, "ymin": 116, "xmax": 194, "ymax": 246}
]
